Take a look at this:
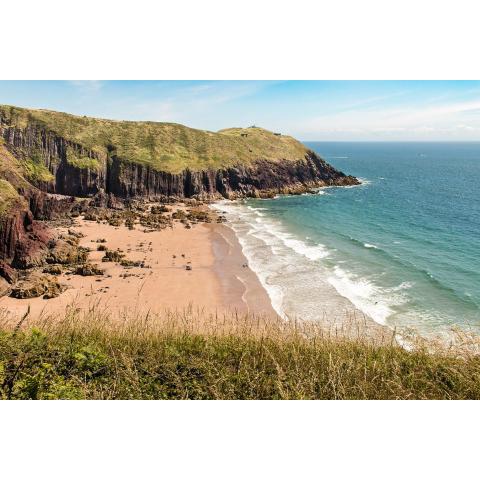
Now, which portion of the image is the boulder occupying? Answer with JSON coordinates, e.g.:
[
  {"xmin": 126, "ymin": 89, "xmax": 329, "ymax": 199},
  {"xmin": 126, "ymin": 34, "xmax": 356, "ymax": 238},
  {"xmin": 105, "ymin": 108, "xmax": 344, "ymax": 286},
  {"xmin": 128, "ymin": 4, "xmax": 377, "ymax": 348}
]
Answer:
[
  {"xmin": 12, "ymin": 220, "xmax": 51, "ymax": 269},
  {"xmin": 47, "ymin": 239, "xmax": 88, "ymax": 265},
  {"xmin": 43, "ymin": 265, "xmax": 63, "ymax": 275},
  {"xmin": 10, "ymin": 273, "xmax": 66, "ymax": 299},
  {"xmin": 74, "ymin": 263, "xmax": 104, "ymax": 276}
]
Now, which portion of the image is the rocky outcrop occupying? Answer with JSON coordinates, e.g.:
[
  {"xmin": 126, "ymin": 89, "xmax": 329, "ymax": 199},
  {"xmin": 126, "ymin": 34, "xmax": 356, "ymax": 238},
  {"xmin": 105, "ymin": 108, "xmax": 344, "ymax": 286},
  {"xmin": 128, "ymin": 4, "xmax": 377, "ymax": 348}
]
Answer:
[
  {"xmin": 214, "ymin": 153, "xmax": 358, "ymax": 199},
  {"xmin": 0, "ymin": 200, "xmax": 27, "ymax": 262},
  {"xmin": 0, "ymin": 191, "xmax": 80, "ymax": 268},
  {"xmin": 46, "ymin": 239, "xmax": 88, "ymax": 265},
  {"xmin": 10, "ymin": 272, "xmax": 66, "ymax": 299},
  {"xmin": 28, "ymin": 190, "xmax": 80, "ymax": 221}
]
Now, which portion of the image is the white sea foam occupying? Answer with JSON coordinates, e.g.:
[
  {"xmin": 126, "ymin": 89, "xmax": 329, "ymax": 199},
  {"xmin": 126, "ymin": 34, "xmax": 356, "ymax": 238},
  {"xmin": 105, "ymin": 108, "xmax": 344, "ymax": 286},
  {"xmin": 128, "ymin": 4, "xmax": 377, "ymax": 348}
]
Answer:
[
  {"xmin": 213, "ymin": 200, "xmax": 406, "ymax": 328},
  {"xmin": 364, "ymin": 243, "xmax": 378, "ymax": 249},
  {"xmin": 326, "ymin": 266, "xmax": 407, "ymax": 325},
  {"xmin": 357, "ymin": 178, "xmax": 372, "ymax": 186},
  {"xmin": 270, "ymin": 229, "xmax": 329, "ymax": 261},
  {"xmin": 394, "ymin": 281, "xmax": 414, "ymax": 291}
]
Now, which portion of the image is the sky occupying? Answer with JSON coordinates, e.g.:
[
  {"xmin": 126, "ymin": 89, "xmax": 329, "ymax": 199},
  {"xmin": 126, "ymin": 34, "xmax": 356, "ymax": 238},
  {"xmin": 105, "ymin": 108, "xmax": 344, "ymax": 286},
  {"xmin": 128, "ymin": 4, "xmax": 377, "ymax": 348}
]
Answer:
[{"xmin": 1, "ymin": 80, "xmax": 480, "ymax": 141}]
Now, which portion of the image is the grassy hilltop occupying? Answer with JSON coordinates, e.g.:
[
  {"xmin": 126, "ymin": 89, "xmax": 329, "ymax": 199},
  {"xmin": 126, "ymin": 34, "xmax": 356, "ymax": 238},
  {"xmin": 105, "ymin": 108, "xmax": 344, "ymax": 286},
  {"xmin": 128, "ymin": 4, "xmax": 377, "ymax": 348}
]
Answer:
[{"xmin": 0, "ymin": 105, "xmax": 309, "ymax": 174}]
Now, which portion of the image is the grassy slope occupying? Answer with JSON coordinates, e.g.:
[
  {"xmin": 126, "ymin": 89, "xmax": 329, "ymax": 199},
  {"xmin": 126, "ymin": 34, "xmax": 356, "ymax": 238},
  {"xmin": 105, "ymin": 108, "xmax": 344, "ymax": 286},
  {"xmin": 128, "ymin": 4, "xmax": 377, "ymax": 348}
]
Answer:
[
  {"xmin": 0, "ymin": 179, "xmax": 19, "ymax": 216},
  {"xmin": 1, "ymin": 309, "xmax": 479, "ymax": 400},
  {"xmin": 0, "ymin": 105, "xmax": 309, "ymax": 174},
  {"xmin": 0, "ymin": 144, "xmax": 31, "ymax": 217}
]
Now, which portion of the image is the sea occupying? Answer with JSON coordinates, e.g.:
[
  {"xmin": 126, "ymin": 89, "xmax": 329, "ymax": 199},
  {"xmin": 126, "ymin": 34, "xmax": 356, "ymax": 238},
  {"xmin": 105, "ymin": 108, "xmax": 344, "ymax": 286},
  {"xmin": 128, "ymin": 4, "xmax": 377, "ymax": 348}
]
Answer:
[{"xmin": 214, "ymin": 142, "xmax": 480, "ymax": 336}]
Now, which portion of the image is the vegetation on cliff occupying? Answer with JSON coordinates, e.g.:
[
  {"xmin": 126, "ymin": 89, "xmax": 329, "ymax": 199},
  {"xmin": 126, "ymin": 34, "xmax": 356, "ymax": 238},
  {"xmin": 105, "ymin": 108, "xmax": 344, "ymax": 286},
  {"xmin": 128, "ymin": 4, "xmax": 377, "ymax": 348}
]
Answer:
[
  {"xmin": 0, "ymin": 145, "xmax": 30, "ymax": 223},
  {"xmin": 0, "ymin": 179, "xmax": 19, "ymax": 216},
  {"xmin": 0, "ymin": 105, "xmax": 309, "ymax": 174},
  {"xmin": 1, "ymin": 308, "xmax": 479, "ymax": 400}
]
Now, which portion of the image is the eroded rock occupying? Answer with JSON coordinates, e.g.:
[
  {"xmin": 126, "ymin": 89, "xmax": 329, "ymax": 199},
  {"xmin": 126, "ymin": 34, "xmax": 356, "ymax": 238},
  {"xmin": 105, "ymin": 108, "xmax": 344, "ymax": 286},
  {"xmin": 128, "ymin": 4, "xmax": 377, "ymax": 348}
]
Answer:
[
  {"xmin": 0, "ymin": 277, "xmax": 11, "ymax": 297},
  {"xmin": 74, "ymin": 263, "xmax": 104, "ymax": 276},
  {"xmin": 10, "ymin": 273, "xmax": 66, "ymax": 299}
]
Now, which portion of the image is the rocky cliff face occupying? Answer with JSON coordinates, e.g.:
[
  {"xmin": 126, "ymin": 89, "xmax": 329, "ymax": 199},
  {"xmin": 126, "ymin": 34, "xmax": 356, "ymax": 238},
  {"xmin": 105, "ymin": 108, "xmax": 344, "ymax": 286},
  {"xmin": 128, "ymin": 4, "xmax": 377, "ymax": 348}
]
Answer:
[
  {"xmin": 106, "ymin": 151, "xmax": 358, "ymax": 199},
  {"xmin": 0, "ymin": 199, "xmax": 29, "ymax": 262},
  {"xmin": 0, "ymin": 197, "xmax": 51, "ymax": 268},
  {"xmin": 0, "ymin": 121, "xmax": 358, "ymax": 200},
  {"xmin": 1, "ymin": 123, "xmax": 106, "ymax": 196}
]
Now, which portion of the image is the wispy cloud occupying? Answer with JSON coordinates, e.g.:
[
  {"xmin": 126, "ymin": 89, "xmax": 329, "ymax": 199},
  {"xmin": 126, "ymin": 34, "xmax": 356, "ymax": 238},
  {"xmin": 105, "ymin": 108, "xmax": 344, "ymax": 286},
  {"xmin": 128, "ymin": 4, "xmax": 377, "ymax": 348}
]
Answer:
[
  {"xmin": 118, "ymin": 81, "xmax": 273, "ymax": 125},
  {"xmin": 68, "ymin": 80, "xmax": 105, "ymax": 95},
  {"xmin": 296, "ymin": 94, "xmax": 480, "ymax": 140}
]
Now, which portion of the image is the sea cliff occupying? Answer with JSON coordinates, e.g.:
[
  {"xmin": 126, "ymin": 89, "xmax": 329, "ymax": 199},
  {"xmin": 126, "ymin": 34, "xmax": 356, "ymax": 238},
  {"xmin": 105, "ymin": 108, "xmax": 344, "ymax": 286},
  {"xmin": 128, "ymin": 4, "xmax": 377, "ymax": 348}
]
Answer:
[{"xmin": 0, "ymin": 104, "xmax": 358, "ymax": 275}]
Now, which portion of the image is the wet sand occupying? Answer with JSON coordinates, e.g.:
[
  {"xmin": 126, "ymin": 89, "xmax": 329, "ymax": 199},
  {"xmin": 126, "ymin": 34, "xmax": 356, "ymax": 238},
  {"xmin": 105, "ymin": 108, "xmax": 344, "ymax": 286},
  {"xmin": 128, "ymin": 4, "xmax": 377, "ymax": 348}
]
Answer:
[
  {"xmin": 0, "ymin": 216, "xmax": 277, "ymax": 320},
  {"xmin": 210, "ymin": 224, "xmax": 275, "ymax": 316}
]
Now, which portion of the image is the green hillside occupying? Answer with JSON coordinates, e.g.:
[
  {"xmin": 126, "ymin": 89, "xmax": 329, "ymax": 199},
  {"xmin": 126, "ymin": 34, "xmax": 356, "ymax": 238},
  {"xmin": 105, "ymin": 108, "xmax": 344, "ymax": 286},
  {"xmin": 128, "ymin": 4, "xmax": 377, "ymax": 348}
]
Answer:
[{"xmin": 0, "ymin": 105, "xmax": 309, "ymax": 174}]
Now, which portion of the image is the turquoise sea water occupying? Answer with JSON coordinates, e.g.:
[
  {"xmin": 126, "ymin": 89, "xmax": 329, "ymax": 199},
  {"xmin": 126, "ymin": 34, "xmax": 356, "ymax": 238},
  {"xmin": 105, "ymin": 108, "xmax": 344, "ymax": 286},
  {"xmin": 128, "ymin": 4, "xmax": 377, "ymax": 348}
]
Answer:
[{"xmin": 216, "ymin": 142, "xmax": 480, "ymax": 336}]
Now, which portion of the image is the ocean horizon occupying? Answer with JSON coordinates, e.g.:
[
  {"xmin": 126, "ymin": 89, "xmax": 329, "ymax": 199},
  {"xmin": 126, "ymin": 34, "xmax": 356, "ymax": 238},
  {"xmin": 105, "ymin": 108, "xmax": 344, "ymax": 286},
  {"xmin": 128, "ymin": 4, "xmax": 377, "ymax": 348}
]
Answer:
[{"xmin": 216, "ymin": 141, "xmax": 480, "ymax": 337}]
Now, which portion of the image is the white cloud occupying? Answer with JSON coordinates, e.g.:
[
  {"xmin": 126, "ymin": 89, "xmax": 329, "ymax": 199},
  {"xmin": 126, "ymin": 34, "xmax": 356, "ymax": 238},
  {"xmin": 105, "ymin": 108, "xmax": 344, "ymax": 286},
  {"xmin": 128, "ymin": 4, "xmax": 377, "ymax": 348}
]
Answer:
[{"xmin": 295, "ymin": 96, "xmax": 480, "ymax": 140}]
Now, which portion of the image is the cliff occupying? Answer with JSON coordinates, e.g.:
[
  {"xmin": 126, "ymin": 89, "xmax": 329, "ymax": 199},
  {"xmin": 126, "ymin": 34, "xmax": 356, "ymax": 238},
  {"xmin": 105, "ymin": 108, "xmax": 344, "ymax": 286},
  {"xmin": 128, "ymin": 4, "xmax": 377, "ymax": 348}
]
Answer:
[
  {"xmin": 0, "ymin": 104, "xmax": 358, "ymax": 200},
  {"xmin": 0, "ymin": 142, "xmax": 79, "ymax": 267},
  {"xmin": 0, "ymin": 104, "xmax": 359, "ymax": 268}
]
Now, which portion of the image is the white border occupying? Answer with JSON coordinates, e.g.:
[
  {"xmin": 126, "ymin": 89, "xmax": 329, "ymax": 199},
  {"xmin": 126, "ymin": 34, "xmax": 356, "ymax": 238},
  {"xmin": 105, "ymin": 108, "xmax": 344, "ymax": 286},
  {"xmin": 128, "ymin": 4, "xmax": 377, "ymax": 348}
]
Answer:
[
  {"xmin": 2, "ymin": 0, "xmax": 480, "ymax": 79},
  {"xmin": 1, "ymin": 401, "xmax": 478, "ymax": 479},
  {"xmin": 1, "ymin": 0, "xmax": 479, "ymax": 478}
]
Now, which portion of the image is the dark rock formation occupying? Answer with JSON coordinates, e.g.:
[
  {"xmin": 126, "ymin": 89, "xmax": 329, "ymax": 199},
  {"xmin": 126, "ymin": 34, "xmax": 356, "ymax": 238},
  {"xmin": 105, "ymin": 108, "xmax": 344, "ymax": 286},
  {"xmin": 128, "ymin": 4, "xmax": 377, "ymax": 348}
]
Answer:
[
  {"xmin": 46, "ymin": 239, "xmax": 88, "ymax": 265},
  {"xmin": 11, "ymin": 220, "xmax": 51, "ymax": 269},
  {"xmin": 74, "ymin": 263, "xmax": 104, "ymax": 276},
  {"xmin": 104, "ymin": 153, "xmax": 358, "ymax": 199},
  {"xmin": 0, "ymin": 199, "xmax": 29, "ymax": 263}
]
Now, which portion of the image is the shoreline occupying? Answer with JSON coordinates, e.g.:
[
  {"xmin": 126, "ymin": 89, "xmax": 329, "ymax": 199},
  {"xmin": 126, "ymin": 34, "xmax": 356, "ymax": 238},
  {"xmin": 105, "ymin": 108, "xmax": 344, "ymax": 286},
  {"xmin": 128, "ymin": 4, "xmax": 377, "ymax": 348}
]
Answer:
[
  {"xmin": 209, "ymin": 223, "xmax": 277, "ymax": 317},
  {"xmin": 212, "ymin": 200, "xmax": 391, "ymax": 339}
]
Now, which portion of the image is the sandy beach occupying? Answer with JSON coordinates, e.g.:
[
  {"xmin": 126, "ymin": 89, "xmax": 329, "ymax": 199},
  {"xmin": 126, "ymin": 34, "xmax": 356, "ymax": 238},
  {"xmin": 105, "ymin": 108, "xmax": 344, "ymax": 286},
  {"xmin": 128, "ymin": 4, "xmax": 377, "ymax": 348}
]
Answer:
[{"xmin": 0, "ymin": 210, "xmax": 277, "ymax": 320}]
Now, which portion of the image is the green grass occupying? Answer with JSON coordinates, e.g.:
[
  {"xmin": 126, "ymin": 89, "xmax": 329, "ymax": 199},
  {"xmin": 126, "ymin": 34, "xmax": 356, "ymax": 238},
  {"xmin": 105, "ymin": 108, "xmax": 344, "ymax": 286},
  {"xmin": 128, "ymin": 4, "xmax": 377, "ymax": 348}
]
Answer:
[
  {"xmin": 20, "ymin": 155, "xmax": 55, "ymax": 183},
  {"xmin": 66, "ymin": 146, "xmax": 101, "ymax": 170},
  {"xmin": 0, "ymin": 179, "xmax": 19, "ymax": 216},
  {"xmin": 1, "ymin": 307, "xmax": 479, "ymax": 399},
  {"xmin": 0, "ymin": 105, "xmax": 309, "ymax": 174},
  {"xmin": 0, "ymin": 140, "xmax": 54, "ymax": 186}
]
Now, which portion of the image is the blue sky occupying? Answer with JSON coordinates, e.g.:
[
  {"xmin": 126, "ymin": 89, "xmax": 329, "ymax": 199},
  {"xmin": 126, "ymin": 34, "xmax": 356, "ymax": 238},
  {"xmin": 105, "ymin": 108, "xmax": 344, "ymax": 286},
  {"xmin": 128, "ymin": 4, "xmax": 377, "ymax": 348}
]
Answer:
[{"xmin": 1, "ymin": 81, "xmax": 480, "ymax": 141}]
